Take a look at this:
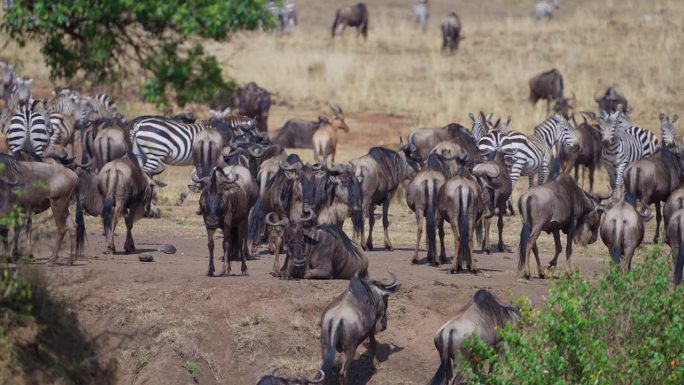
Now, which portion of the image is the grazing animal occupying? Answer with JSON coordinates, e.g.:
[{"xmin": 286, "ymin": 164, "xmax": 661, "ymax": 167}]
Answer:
[
  {"xmin": 429, "ymin": 289, "xmax": 520, "ymax": 385},
  {"xmin": 518, "ymin": 174, "xmax": 608, "ymax": 279},
  {"xmin": 472, "ymin": 153, "xmax": 512, "ymax": 252},
  {"xmin": 332, "ymin": 2, "xmax": 369, "ymax": 39},
  {"xmin": 595, "ymin": 86, "xmax": 628, "ymax": 114},
  {"xmin": 99, "ymin": 154, "xmax": 166, "ymax": 254},
  {"xmin": 414, "ymin": 0, "xmax": 428, "ymax": 31},
  {"xmin": 311, "ymin": 104, "xmax": 350, "ymax": 167},
  {"xmin": 440, "ymin": 12, "xmax": 462, "ymax": 54},
  {"xmin": 351, "ymin": 145, "xmax": 421, "ymax": 250},
  {"xmin": 318, "ymin": 273, "xmax": 398, "ymax": 384},
  {"xmin": 666, "ymin": 209, "xmax": 684, "ymax": 285},
  {"xmin": 535, "ymin": 0, "xmax": 560, "ymax": 20},
  {"xmin": 600, "ymin": 194, "xmax": 651, "ymax": 271},
  {"xmin": 4, "ymin": 98, "xmax": 52, "ymax": 158},
  {"xmin": 0, "ymin": 154, "xmax": 85, "ymax": 264},
  {"xmin": 599, "ymin": 108, "xmax": 660, "ymax": 200},
  {"xmin": 0, "ymin": 61, "xmax": 16, "ymax": 104},
  {"xmin": 623, "ymin": 148, "xmax": 683, "ymax": 243},
  {"xmin": 557, "ymin": 113, "xmax": 603, "ymax": 192},
  {"xmin": 232, "ymin": 82, "xmax": 272, "ymax": 133},
  {"xmin": 272, "ymin": 105, "xmax": 346, "ymax": 148},
  {"xmin": 528, "ymin": 68, "xmax": 565, "ymax": 113}
]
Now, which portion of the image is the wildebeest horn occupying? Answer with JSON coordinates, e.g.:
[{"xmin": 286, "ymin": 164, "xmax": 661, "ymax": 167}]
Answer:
[
  {"xmin": 472, "ymin": 163, "xmax": 500, "ymax": 179},
  {"xmin": 304, "ymin": 370, "xmax": 325, "ymax": 384},
  {"xmin": 311, "ymin": 163, "xmax": 323, "ymax": 171},
  {"xmin": 222, "ymin": 170, "xmax": 238, "ymax": 184},
  {"xmin": 265, "ymin": 212, "xmax": 288, "ymax": 227},
  {"xmin": 639, "ymin": 206, "xmax": 653, "ymax": 222},
  {"xmin": 594, "ymin": 186, "xmax": 613, "ymax": 201},
  {"xmin": 375, "ymin": 272, "xmax": 398, "ymax": 291},
  {"xmin": 248, "ymin": 144, "xmax": 266, "ymax": 157},
  {"xmin": 299, "ymin": 207, "xmax": 315, "ymax": 222},
  {"xmin": 329, "ymin": 164, "xmax": 346, "ymax": 174},
  {"xmin": 279, "ymin": 160, "xmax": 297, "ymax": 171}
]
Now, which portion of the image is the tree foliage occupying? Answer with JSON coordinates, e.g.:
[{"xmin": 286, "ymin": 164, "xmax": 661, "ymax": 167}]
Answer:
[
  {"xmin": 459, "ymin": 245, "xmax": 684, "ymax": 385},
  {"xmin": 1, "ymin": 0, "xmax": 274, "ymax": 106}
]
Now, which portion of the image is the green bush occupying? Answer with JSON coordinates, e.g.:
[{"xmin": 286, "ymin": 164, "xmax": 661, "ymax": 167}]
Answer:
[{"xmin": 459, "ymin": 245, "xmax": 684, "ymax": 385}]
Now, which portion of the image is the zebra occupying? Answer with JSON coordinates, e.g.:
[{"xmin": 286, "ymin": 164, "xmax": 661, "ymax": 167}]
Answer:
[
  {"xmin": 266, "ymin": 1, "xmax": 297, "ymax": 35},
  {"xmin": 599, "ymin": 109, "xmax": 659, "ymax": 199},
  {"xmin": 46, "ymin": 92, "xmax": 78, "ymax": 156},
  {"xmin": 535, "ymin": 0, "xmax": 559, "ymax": 20},
  {"xmin": 469, "ymin": 111, "xmax": 495, "ymax": 144},
  {"xmin": 3, "ymin": 99, "xmax": 52, "ymax": 158},
  {"xmin": 414, "ymin": 0, "xmax": 428, "ymax": 31}
]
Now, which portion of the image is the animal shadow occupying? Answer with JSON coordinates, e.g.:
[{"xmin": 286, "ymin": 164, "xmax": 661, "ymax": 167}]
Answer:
[{"xmin": 326, "ymin": 343, "xmax": 404, "ymax": 385}]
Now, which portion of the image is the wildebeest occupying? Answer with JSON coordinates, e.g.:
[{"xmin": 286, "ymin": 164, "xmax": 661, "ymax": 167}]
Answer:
[
  {"xmin": 664, "ymin": 186, "xmax": 684, "ymax": 235},
  {"xmin": 332, "ymin": 2, "xmax": 369, "ymax": 39},
  {"xmin": 624, "ymin": 148, "xmax": 683, "ymax": 243},
  {"xmin": 272, "ymin": 105, "xmax": 347, "ymax": 149},
  {"xmin": 518, "ymin": 174, "xmax": 608, "ymax": 279},
  {"xmin": 528, "ymin": 68, "xmax": 565, "ymax": 113},
  {"xmin": 0, "ymin": 61, "xmax": 16, "ymax": 105},
  {"xmin": 256, "ymin": 368, "xmax": 324, "ymax": 385},
  {"xmin": 352, "ymin": 145, "xmax": 421, "ymax": 250},
  {"xmin": 99, "ymin": 154, "xmax": 166, "ymax": 254},
  {"xmin": 0, "ymin": 154, "xmax": 85, "ymax": 264},
  {"xmin": 311, "ymin": 104, "xmax": 349, "ymax": 167},
  {"xmin": 407, "ymin": 123, "xmax": 477, "ymax": 164},
  {"xmin": 195, "ymin": 166, "xmax": 257, "ymax": 276},
  {"xmin": 318, "ymin": 273, "xmax": 398, "ymax": 384},
  {"xmin": 535, "ymin": 0, "xmax": 560, "ymax": 20},
  {"xmin": 429, "ymin": 289, "xmax": 520, "ymax": 385},
  {"xmin": 557, "ymin": 112, "xmax": 603, "ymax": 192},
  {"xmin": 472, "ymin": 152, "xmax": 512, "ymax": 252},
  {"xmin": 232, "ymin": 82, "xmax": 272, "ymax": 133},
  {"xmin": 666, "ymin": 209, "xmax": 684, "ymax": 284},
  {"xmin": 600, "ymin": 193, "xmax": 651, "ymax": 271},
  {"xmin": 266, "ymin": 1, "xmax": 298, "ymax": 35},
  {"xmin": 594, "ymin": 86, "xmax": 628, "ymax": 114},
  {"xmin": 92, "ymin": 118, "xmax": 131, "ymax": 171},
  {"xmin": 440, "ymin": 12, "xmax": 462, "ymax": 54}
]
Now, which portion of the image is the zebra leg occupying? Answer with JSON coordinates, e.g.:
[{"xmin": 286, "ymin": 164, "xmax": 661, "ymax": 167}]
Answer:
[
  {"xmin": 528, "ymin": 175, "xmax": 535, "ymax": 188},
  {"xmin": 615, "ymin": 162, "xmax": 627, "ymax": 201}
]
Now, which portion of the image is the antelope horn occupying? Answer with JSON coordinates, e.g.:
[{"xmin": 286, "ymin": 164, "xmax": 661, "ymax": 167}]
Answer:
[
  {"xmin": 279, "ymin": 160, "xmax": 296, "ymax": 171},
  {"xmin": 265, "ymin": 212, "xmax": 288, "ymax": 227},
  {"xmin": 329, "ymin": 164, "xmax": 346, "ymax": 174},
  {"xmin": 335, "ymin": 104, "xmax": 343, "ymax": 115},
  {"xmin": 377, "ymin": 272, "xmax": 398, "ymax": 291}
]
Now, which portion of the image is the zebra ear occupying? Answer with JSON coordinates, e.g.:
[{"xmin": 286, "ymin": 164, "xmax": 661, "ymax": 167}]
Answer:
[
  {"xmin": 660, "ymin": 112, "xmax": 667, "ymax": 122},
  {"xmin": 468, "ymin": 112, "xmax": 476, "ymax": 123}
]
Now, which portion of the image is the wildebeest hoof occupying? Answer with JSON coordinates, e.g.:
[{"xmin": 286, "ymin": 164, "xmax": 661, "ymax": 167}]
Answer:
[
  {"xmin": 411, "ymin": 258, "xmax": 420, "ymax": 265},
  {"xmin": 207, "ymin": 270, "xmax": 215, "ymax": 277},
  {"xmin": 449, "ymin": 268, "xmax": 457, "ymax": 274},
  {"xmin": 385, "ymin": 244, "xmax": 393, "ymax": 251},
  {"xmin": 484, "ymin": 248, "xmax": 491, "ymax": 255},
  {"xmin": 138, "ymin": 255, "xmax": 154, "ymax": 262},
  {"xmin": 241, "ymin": 270, "xmax": 249, "ymax": 277},
  {"xmin": 160, "ymin": 244, "xmax": 176, "ymax": 254},
  {"xmin": 469, "ymin": 268, "xmax": 478, "ymax": 274},
  {"xmin": 103, "ymin": 247, "xmax": 115, "ymax": 255},
  {"xmin": 176, "ymin": 199, "xmax": 184, "ymax": 206}
]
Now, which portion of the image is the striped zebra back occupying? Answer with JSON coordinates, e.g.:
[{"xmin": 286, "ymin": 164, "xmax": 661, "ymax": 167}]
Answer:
[
  {"xmin": 528, "ymin": 114, "xmax": 575, "ymax": 156},
  {"xmin": 5, "ymin": 100, "xmax": 51, "ymax": 157},
  {"xmin": 132, "ymin": 117, "xmax": 210, "ymax": 170},
  {"xmin": 600, "ymin": 110, "xmax": 659, "ymax": 165}
]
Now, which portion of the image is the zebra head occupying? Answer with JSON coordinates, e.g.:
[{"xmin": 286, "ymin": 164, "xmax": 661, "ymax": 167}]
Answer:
[
  {"xmin": 469, "ymin": 112, "xmax": 493, "ymax": 142},
  {"xmin": 598, "ymin": 109, "xmax": 620, "ymax": 145},
  {"xmin": 553, "ymin": 113, "xmax": 578, "ymax": 152},
  {"xmin": 660, "ymin": 112, "xmax": 680, "ymax": 149}
]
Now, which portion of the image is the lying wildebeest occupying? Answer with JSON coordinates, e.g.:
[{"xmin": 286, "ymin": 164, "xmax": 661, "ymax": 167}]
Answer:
[
  {"xmin": 256, "ymin": 368, "xmax": 324, "ymax": 385},
  {"xmin": 440, "ymin": 12, "xmax": 462, "ymax": 54},
  {"xmin": 595, "ymin": 86, "xmax": 628, "ymax": 114},
  {"xmin": 318, "ymin": 273, "xmax": 398, "ymax": 384},
  {"xmin": 518, "ymin": 173, "xmax": 608, "ymax": 279},
  {"xmin": 232, "ymin": 82, "xmax": 272, "ymax": 133},
  {"xmin": 472, "ymin": 152, "xmax": 512, "ymax": 253},
  {"xmin": 535, "ymin": 0, "xmax": 559, "ymax": 20},
  {"xmin": 312, "ymin": 104, "xmax": 349, "ymax": 167},
  {"xmin": 99, "ymin": 154, "xmax": 166, "ymax": 254},
  {"xmin": 266, "ymin": 216, "xmax": 369, "ymax": 279},
  {"xmin": 0, "ymin": 154, "xmax": 85, "ymax": 264},
  {"xmin": 666, "ymin": 209, "xmax": 684, "ymax": 285},
  {"xmin": 600, "ymin": 193, "xmax": 651, "ymax": 271},
  {"xmin": 332, "ymin": 2, "xmax": 369, "ymax": 39},
  {"xmin": 272, "ymin": 105, "xmax": 347, "ymax": 148},
  {"xmin": 528, "ymin": 68, "xmax": 567, "ymax": 114},
  {"xmin": 429, "ymin": 289, "xmax": 521, "ymax": 385},
  {"xmin": 557, "ymin": 113, "xmax": 602, "ymax": 192},
  {"xmin": 660, "ymin": 112, "xmax": 682, "ymax": 155},
  {"xmin": 624, "ymin": 147, "xmax": 683, "ymax": 243},
  {"xmin": 352, "ymin": 145, "xmax": 421, "ymax": 250},
  {"xmin": 195, "ymin": 166, "xmax": 257, "ymax": 276}
]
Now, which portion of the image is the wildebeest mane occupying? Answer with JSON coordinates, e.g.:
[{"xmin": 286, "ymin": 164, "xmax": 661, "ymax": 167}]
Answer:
[
  {"xmin": 658, "ymin": 147, "xmax": 684, "ymax": 183},
  {"xmin": 368, "ymin": 147, "xmax": 404, "ymax": 187},
  {"xmin": 348, "ymin": 275, "xmax": 375, "ymax": 306},
  {"xmin": 472, "ymin": 289, "xmax": 520, "ymax": 327},
  {"xmin": 319, "ymin": 224, "xmax": 363, "ymax": 258},
  {"xmin": 426, "ymin": 153, "xmax": 447, "ymax": 174}
]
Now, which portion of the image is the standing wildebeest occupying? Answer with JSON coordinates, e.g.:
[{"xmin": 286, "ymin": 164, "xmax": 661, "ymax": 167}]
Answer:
[
  {"xmin": 557, "ymin": 113, "xmax": 603, "ymax": 192},
  {"xmin": 311, "ymin": 104, "xmax": 349, "ymax": 167},
  {"xmin": 0, "ymin": 154, "xmax": 85, "ymax": 264},
  {"xmin": 528, "ymin": 68, "xmax": 565, "ymax": 114},
  {"xmin": 195, "ymin": 166, "xmax": 257, "ymax": 277},
  {"xmin": 256, "ymin": 368, "xmax": 323, "ymax": 385},
  {"xmin": 332, "ymin": 2, "xmax": 369, "ymax": 39},
  {"xmin": 624, "ymin": 148, "xmax": 683, "ymax": 243},
  {"xmin": 518, "ymin": 174, "xmax": 608, "ymax": 279},
  {"xmin": 92, "ymin": 118, "xmax": 131, "ymax": 171},
  {"xmin": 232, "ymin": 82, "xmax": 272, "ymax": 133},
  {"xmin": 664, "ymin": 186, "xmax": 684, "ymax": 236},
  {"xmin": 352, "ymin": 145, "xmax": 421, "ymax": 250},
  {"xmin": 318, "ymin": 273, "xmax": 398, "ymax": 384},
  {"xmin": 429, "ymin": 289, "xmax": 521, "ymax": 385},
  {"xmin": 595, "ymin": 86, "xmax": 628, "ymax": 114},
  {"xmin": 600, "ymin": 193, "xmax": 651, "ymax": 271},
  {"xmin": 0, "ymin": 61, "xmax": 15, "ymax": 105},
  {"xmin": 272, "ymin": 105, "xmax": 347, "ymax": 148},
  {"xmin": 99, "ymin": 154, "xmax": 166, "ymax": 254},
  {"xmin": 472, "ymin": 152, "xmax": 512, "ymax": 252},
  {"xmin": 535, "ymin": 0, "xmax": 560, "ymax": 20},
  {"xmin": 666, "ymin": 209, "xmax": 684, "ymax": 284},
  {"xmin": 440, "ymin": 12, "xmax": 462, "ymax": 54}
]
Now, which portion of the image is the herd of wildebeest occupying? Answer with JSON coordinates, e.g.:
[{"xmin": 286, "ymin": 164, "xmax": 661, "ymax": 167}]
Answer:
[{"xmin": 0, "ymin": 2, "xmax": 681, "ymax": 383}]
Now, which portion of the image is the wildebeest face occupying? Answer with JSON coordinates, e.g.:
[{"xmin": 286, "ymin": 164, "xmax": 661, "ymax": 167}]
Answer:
[
  {"xmin": 197, "ymin": 170, "xmax": 231, "ymax": 229},
  {"xmin": 283, "ymin": 221, "xmax": 308, "ymax": 268}
]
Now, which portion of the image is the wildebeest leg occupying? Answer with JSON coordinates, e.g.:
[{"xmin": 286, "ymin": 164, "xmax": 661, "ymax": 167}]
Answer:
[
  {"xmin": 532, "ymin": 242, "xmax": 544, "ymax": 279},
  {"xmin": 49, "ymin": 209, "xmax": 66, "ymax": 263},
  {"xmin": 25, "ymin": 211, "xmax": 33, "ymax": 259},
  {"xmin": 340, "ymin": 347, "xmax": 354, "ymax": 385},
  {"xmin": 412, "ymin": 208, "xmax": 423, "ymax": 264},
  {"xmin": 468, "ymin": 219, "xmax": 477, "ymax": 273},
  {"xmin": 654, "ymin": 201, "xmax": 662, "ymax": 243},
  {"xmin": 482, "ymin": 217, "xmax": 491, "ymax": 254},
  {"xmin": 369, "ymin": 332, "xmax": 379, "ymax": 369},
  {"xmin": 123, "ymin": 211, "xmax": 136, "ymax": 253},
  {"xmin": 238, "ymin": 221, "xmax": 249, "ymax": 276},
  {"xmin": 366, "ymin": 204, "xmax": 376, "ymax": 251},
  {"xmin": 450, "ymin": 221, "xmax": 461, "ymax": 273},
  {"xmin": 564, "ymin": 232, "xmax": 574, "ymax": 275},
  {"xmin": 547, "ymin": 230, "xmax": 562, "ymax": 269},
  {"xmin": 438, "ymin": 218, "xmax": 447, "ymax": 264},
  {"xmin": 523, "ymin": 227, "xmax": 542, "ymax": 279},
  {"xmin": 497, "ymin": 210, "xmax": 505, "ymax": 252},
  {"xmin": 304, "ymin": 257, "xmax": 333, "ymax": 279},
  {"xmin": 207, "ymin": 228, "xmax": 216, "ymax": 276},
  {"xmin": 222, "ymin": 229, "xmax": 231, "ymax": 276},
  {"xmin": 105, "ymin": 205, "xmax": 125, "ymax": 254},
  {"xmin": 66, "ymin": 217, "xmax": 77, "ymax": 264},
  {"xmin": 625, "ymin": 245, "xmax": 636, "ymax": 271},
  {"xmin": 382, "ymin": 196, "xmax": 393, "ymax": 251},
  {"xmin": 506, "ymin": 199, "xmax": 516, "ymax": 216},
  {"xmin": 177, "ymin": 187, "xmax": 191, "ymax": 206}
]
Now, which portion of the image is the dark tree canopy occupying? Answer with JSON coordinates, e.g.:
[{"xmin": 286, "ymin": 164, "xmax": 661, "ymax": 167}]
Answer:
[{"xmin": 1, "ymin": 0, "xmax": 274, "ymax": 106}]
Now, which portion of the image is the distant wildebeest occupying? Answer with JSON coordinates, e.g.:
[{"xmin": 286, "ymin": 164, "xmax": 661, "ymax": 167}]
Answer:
[
  {"xmin": 266, "ymin": 1, "xmax": 298, "ymax": 35},
  {"xmin": 429, "ymin": 289, "xmax": 521, "ymax": 385},
  {"xmin": 440, "ymin": 12, "xmax": 462, "ymax": 54},
  {"xmin": 0, "ymin": 154, "xmax": 85, "ymax": 264},
  {"xmin": 600, "ymin": 193, "xmax": 651, "ymax": 271},
  {"xmin": 666, "ymin": 209, "xmax": 684, "ymax": 285},
  {"xmin": 99, "ymin": 154, "xmax": 166, "ymax": 254},
  {"xmin": 557, "ymin": 112, "xmax": 603, "ymax": 192},
  {"xmin": 352, "ymin": 145, "xmax": 421, "ymax": 250},
  {"xmin": 318, "ymin": 273, "xmax": 398, "ymax": 384},
  {"xmin": 256, "ymin": 368, "xmax": 324, "ymax": 385},
  {"xmin": 312, "ymin": 104, "xmax": 349, "ymax": 167},
  {"xmin": 414, "ymin": 0, "xmax": 428, "ymax": 31},
  {"xmin": 232, "ymin": 82, "xmax": 272, "ymax": 133},
  {"xmin": 528, "ymin": 68, "xmax": 566, "ymax": 113},
  {"xmin": 594, "ymin": 86, "xmax": 628, "ymax": 114},
  {"xmin": 272, "ymin": 105, "xmax": 347, "ymax": 149},
  {"xmin": 518, "ymin": 174, "xmax": 608, "ymax": 279},
  {"xmin": 535, "ymin": 0, "xmax": 560, "ymax": 20},
  {"xmin": 472, "ymin": 152, "xmax": 512, "ymax": 252},
  {"xmin": 624, "ymin": 148, "xmax": 683, "ymax": 243},
  {"xmin": 332, "ymin": 2, "xmax": 369, "ymax": 39},
  {"xmin": 194, "ymin": 166, "xmax": 257, "ymax": 277}
]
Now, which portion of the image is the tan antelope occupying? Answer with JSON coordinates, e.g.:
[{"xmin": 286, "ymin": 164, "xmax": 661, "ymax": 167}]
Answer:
[{"xmin": 311, "ymin": 103, "xmax": 349, "ymax": 167}]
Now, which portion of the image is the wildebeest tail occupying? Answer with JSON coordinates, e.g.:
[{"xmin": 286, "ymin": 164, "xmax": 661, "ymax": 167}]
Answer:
[
  {"xmin": 458, "ymin": 188, "xmax": 471, "ymax": 266},
  {"xmin": 319, "ymin": 319, "xmax": 344, "ymax": 377},
  {"xmin": 610, "ymin": 219, "xmax": 623, "ymax": 265},
  {"xmin": 102, "ymin": 169, "xmax": 119, "ymax": 237},
  {"xmin": 75, "ymin": 183, "xmax": 86, "ymax": 256},
  {"xmin": 425, "ymin": 180, "xmax": 437, "ymax": 258},
  {"xmin": 676, "ymin": 240, "xmax": 684, "ymax": 285},
  {"xmin": 248, "ymin": 198, "xmax": 265, "ymax": 246},
  {"xmin": 331, "ymin": 10, "xmax": 340, "ymax": 37},
  {"xmin": 518, "ymin": 196, "xmax": 532, "ymax": 271},
  {"xmin": 429, "ymin": 361, "xmax": 447, "ymax": 385}
]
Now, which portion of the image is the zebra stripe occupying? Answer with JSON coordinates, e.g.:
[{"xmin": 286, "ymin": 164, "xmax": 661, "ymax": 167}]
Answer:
[{"xmin": 4, "ymin": 101, "xmax": 51, "ymax": 157}]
